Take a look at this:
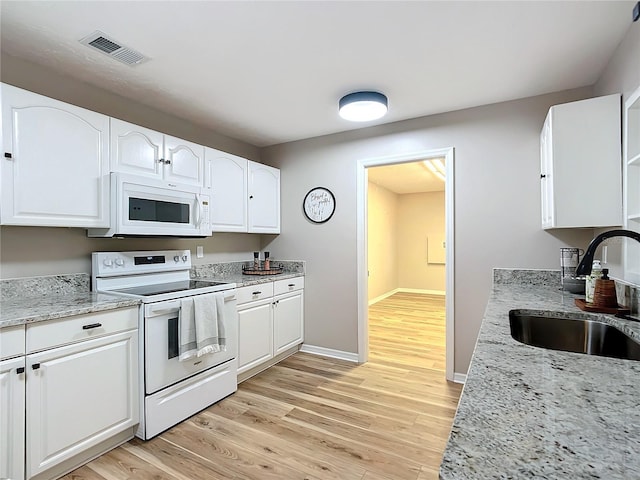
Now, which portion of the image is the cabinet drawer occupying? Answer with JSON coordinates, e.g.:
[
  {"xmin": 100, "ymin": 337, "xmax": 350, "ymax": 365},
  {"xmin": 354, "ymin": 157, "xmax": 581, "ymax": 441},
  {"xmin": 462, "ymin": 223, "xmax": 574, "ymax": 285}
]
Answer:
[
  {"xmin": 26, "ymin": 307, "xmax": 138, "ymax": 353},
  {"xmin": 0, "ymin": 325, "xmax": 25, "ymax": 360},
  {"xmin": 274, "ymin": 277, "xmax": 304, "ymax": 296},
  {"xmin": 236, "ymin": 283, "xmax": 274, "ymax": 306}
]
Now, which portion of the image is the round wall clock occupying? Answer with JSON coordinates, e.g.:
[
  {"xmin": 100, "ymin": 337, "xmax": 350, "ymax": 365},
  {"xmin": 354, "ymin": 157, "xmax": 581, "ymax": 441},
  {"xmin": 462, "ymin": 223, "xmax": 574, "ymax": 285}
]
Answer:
[{"xmin": 303, "ymin": 187, "xmax": 336, "ymax": 224}]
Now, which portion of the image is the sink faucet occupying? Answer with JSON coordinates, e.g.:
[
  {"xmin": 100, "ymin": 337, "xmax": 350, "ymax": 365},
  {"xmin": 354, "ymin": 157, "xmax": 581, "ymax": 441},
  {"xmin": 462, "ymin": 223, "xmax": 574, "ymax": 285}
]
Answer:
[{"xmin": 575, "ymin": 229, "xmax": 640, "ymax": 276}]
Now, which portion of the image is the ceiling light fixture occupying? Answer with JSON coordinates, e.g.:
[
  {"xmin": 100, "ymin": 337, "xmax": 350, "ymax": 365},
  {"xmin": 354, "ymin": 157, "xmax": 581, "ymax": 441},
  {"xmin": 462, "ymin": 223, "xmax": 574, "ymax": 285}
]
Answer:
[
  {"xmin": 339, "ymin": 91, "xmax": 388, "ymax": 122},
  {"xmin": 424, "ymin": 159, "xmax": 446, "ymax": 181}
]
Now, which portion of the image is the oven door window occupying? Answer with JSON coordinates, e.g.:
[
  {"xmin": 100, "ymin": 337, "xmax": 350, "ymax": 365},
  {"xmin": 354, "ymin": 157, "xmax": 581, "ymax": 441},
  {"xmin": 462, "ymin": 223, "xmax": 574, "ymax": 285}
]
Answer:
[
  {"xmin": 129, "ymin": 197, "xmax": 190, "ymax": 223},
  {"xmin": 167, "ymin": 316, "xmax": 179, "ymax": 359}
]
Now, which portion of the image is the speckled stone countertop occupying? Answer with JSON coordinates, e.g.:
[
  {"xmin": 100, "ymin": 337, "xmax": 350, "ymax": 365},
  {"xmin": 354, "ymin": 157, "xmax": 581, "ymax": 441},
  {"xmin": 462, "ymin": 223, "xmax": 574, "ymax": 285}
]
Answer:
[
  {"xmin": 0, "ymin": 293, "xmax": 140, "ymax": 328},
  {"xmin": 191, "ymin": 260, "xmax": 305, "ymax": 287},
  {"xmin": 440, "ymin": 269, "xmax": 640, "ymax": 479},
  {"xmin": 0, "ymin": 274, "xmax": 139, "ymax": 328}
]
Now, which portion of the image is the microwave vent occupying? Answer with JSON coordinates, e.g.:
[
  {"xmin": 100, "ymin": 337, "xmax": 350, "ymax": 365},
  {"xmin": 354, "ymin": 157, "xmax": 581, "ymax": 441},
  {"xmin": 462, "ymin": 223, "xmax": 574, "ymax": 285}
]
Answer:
[{"xmin": 80, "ymin": 31, "xmax": 148, "ymax": 66}]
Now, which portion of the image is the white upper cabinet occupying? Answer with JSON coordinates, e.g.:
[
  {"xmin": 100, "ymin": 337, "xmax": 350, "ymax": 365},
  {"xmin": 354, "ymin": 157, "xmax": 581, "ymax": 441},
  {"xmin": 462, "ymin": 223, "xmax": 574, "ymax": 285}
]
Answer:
[
  {"xmin": 1, "ymin": 83, "xmax": 110, "ymax": 228},
  {"xmin": 205, "ymin": 147, "xmax": 248, "ymax": 232},
  {"xmin": 248, "ymin": 160, "xmax": 281, "ymax": 234},
  {"xmin": 111, "ymin": 118, "xmax": 204, "ymax": 186},
  {"xmin": 623, "ymin": 85, "xmax": 640, "ymax": 285},
  {"xmin": 205, "ymin": 150, "xmax": 280, "ymax": 234},
  {"xmin": 110, "ymin": 118, "xmax": 163, "ymax": 177},
  {"xmin": 540, "ymin": 94, "xmax": 622, "ymax": 229}
]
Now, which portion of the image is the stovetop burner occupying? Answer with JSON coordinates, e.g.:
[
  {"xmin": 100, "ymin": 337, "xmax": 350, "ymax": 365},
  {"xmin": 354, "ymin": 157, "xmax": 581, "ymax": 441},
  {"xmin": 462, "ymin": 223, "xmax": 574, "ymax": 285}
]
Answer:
[{"xmin": 113, "ymin": 280, "xmax": 229, "ymax": 297}]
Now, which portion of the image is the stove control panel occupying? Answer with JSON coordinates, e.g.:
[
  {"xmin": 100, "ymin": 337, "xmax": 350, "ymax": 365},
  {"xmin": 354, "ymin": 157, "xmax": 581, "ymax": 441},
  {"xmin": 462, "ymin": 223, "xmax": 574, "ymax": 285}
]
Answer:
[{"xmin": 92, "ymin": 250, "xmax": 192, "ymax": 277}]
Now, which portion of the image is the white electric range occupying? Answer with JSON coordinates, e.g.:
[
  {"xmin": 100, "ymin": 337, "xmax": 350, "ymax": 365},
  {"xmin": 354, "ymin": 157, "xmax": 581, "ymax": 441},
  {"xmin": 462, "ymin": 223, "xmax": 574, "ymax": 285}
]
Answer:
[{"xmin": 92, "ymin": 250, "xmax": 238, "ymax": 440}]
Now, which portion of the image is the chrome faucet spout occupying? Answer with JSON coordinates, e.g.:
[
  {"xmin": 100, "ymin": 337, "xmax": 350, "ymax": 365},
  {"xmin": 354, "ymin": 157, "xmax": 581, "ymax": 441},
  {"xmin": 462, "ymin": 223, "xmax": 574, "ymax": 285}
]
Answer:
[{"xmin": 575, "ymin": 229, "xmax": 640, "ymax": 276}]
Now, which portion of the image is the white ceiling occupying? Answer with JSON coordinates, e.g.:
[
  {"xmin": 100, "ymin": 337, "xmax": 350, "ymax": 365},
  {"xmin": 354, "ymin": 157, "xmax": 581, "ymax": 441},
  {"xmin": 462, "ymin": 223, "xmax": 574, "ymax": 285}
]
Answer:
[
  {"xmin": 0, "ymin": 1, "xmax": 634, "ymax": 147},
  {"xmin": 368, "ymin": 160, "xmax": 445, "ymax": 194}
]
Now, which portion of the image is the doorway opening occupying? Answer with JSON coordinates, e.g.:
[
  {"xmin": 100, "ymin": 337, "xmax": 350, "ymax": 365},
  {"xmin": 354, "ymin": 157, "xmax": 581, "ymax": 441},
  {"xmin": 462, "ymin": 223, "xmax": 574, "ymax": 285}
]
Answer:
[{"xmin": 356, "ymin": 148, "xmax": 455, "ymax": 381}]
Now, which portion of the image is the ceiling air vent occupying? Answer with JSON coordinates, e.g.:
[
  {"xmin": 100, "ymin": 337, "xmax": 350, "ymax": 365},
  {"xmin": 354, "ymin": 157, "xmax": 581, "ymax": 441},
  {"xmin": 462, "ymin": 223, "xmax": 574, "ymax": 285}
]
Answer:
[{"xmin": 80, "ymin": 31, "xmax": 148, "ymax": 66}]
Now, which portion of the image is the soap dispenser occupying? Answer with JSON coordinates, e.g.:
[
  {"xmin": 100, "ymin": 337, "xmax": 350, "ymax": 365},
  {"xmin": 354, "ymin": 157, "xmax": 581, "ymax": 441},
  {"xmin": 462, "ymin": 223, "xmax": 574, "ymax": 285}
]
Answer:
[{"xmin": 585, "ymin": 260, "xmax": 603, "ymax": 303}]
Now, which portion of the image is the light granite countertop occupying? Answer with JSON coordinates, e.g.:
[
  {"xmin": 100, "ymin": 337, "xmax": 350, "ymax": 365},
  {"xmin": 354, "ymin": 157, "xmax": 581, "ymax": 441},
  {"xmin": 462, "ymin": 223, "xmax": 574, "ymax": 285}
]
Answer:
[
  {"xmin": 440, "ymin": 278, "xmax": 640, "ymax": 479},
  {"xmin": 0, "ymin": 268, "xmax": 303, "ymax": 329},
  {"xmin": 0, "ymin": 293, "xmax": 140, "ymax": 328},
  {"xmin": 190, "ymin": 260, "xmax": 305, "ymax": 287},
  {"xmin": 193, "ymin": 271, "xmax": 304, "ymax": 287}
]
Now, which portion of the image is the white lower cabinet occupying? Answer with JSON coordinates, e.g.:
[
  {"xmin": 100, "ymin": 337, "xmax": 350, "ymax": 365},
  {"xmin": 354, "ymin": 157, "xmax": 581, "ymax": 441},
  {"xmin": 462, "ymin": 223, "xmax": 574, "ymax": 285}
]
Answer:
[
  {"xmin": 0, "ymin": 306, "xmax": 139, "ymax": 480},
  {"xmin": 26, "ymin": 330, "xmax": 138, "ymax": 479},
  {"xmin": 0, "ymin": 355, "xmax": 26, "ymax": 480},
  {"xmin": 274, "ymin": 287, "xmax": 304, "ymax": 356},
  {"xmin": 237, "ymin": 301, "xmax": 273, "ymax": 373},
  {"xmin": 237, "ymin": 277, "xmax": 304, "ymax": 377}
]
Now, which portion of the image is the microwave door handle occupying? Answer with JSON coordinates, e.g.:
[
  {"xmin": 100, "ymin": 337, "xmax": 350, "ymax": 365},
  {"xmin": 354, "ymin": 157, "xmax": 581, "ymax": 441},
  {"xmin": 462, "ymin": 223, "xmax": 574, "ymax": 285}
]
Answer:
[{"xmin": 195, "ymin": 194, "xmax": 202, "ymax": 227}]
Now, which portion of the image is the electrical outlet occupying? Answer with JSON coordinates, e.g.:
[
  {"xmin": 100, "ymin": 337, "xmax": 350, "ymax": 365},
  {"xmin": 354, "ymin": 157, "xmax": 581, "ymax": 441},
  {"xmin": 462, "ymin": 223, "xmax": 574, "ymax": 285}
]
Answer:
[{"xmin": 196, "ymin": 246, "xmax": 204, "ymax": 258}]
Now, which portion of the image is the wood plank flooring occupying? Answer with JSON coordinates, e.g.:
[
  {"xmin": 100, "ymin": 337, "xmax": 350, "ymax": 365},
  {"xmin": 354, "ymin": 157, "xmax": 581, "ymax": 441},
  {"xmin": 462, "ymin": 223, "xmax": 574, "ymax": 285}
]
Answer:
[{"xmin": 61, "ymin": 292, "xmax": 461, "ymax": 480}]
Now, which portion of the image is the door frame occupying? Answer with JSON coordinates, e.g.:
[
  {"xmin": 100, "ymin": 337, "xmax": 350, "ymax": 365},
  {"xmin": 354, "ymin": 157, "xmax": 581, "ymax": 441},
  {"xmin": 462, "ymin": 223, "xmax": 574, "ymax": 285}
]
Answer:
[{"xmin": 356, "ymin": 147, "xmax": 455, "ymax": 381}]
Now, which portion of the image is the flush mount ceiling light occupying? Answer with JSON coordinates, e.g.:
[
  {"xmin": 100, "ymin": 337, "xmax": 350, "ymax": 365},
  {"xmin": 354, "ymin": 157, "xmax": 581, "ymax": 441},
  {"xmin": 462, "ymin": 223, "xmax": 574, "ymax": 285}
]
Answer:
[{"xmin": 339, "ymin": 91, "xmax": 388, "ymax": 122}]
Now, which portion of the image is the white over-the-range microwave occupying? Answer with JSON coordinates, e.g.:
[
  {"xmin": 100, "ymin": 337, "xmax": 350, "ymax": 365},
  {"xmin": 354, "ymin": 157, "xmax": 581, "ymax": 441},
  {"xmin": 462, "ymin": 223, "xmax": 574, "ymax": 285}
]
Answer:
[{"xmin": 88, "ymin": 173, "xmax": 211, "ymax": 237}]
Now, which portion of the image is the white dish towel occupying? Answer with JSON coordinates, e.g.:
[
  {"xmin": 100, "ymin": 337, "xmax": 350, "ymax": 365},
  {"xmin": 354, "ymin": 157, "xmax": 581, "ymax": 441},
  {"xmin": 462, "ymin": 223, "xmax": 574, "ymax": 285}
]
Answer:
[{"xmin": 178, "ymin": 293, "xmax": 227, "ymax": 362}]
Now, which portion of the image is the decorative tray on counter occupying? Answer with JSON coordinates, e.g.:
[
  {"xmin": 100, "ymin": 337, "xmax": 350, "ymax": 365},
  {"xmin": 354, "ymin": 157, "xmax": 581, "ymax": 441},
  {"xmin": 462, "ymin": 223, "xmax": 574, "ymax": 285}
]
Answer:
[
  {"xmin": 242, "ymin": 264, "xmax": 284, "ymax": 276},
  {"xmin": 574, "ymin": 298, "xmax": 631, "ymax": 315}
]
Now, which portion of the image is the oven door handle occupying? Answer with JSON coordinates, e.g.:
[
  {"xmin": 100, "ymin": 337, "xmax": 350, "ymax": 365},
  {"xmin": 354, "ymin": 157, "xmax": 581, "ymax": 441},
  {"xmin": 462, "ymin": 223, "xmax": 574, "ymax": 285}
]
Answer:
[{"xmin": 146, "ymin": 301, "xmax": 181, "ymax": 316}]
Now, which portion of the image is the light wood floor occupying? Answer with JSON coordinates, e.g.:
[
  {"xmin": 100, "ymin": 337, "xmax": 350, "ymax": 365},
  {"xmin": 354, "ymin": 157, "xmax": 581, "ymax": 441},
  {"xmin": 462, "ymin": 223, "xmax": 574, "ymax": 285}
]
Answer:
[{"xmin": 61, "ymin": 292, "xmax": 461, "ymax": 480}]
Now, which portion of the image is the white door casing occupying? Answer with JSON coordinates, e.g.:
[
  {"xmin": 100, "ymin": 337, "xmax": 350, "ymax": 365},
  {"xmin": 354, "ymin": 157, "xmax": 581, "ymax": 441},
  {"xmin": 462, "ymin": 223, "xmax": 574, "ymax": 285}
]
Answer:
[{"xmin": 356, "ymin": 147, "xmax": 456, "ymax": 382}]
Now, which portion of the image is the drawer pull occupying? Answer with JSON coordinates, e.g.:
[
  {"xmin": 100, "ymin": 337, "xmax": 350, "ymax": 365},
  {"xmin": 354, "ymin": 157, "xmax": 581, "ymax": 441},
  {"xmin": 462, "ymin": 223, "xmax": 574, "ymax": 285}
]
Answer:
[
  {"xmin": 252, "ymin": 291, "xmax": 262, "ymax": 295},
  {"xmin": 32, "ymin": 363, "xmax": 40, "ymax": 370},
  {"xmin": 82, "ymin": 323, "xmax": 102, "ymax": 330},
  {"xmin": 288, "ymin": 283, "xmax": 295, "ymax": 287},
  {"xmin": 16, "ymin": 367, "xmax": 25, "ymax": 374}
]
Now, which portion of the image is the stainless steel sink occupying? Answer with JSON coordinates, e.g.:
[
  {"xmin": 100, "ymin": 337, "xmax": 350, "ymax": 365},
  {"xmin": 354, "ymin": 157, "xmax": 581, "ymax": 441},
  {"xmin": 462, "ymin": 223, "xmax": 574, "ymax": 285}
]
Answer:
[{"xmin": 509, "ymin": 311, "xmax": 640, "ymax": 361}]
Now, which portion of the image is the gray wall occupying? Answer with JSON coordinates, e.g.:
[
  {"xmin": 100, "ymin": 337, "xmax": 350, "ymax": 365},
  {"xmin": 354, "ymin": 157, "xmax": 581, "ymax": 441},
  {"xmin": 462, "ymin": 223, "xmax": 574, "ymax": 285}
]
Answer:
[
  {"xmin": 0, "ymin": 53, "xmax": 263, "ymax": 279},
  {"xmin": 261, "ymin": 89, "xmax": 597, "ymax": 373}
]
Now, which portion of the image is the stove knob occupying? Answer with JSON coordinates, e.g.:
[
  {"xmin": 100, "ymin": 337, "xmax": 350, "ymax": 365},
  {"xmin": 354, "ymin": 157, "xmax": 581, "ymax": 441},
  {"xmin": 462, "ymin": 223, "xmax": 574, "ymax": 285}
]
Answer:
[
  {"xmin": 115, "ymin": 259, "xmax": 125, "ymax": 267},
  {"xmin": 173, "ymin": 255, "xmax": 180, "ymax": 263},
  {"xmin": 182, "ymin": 254, "xmax": 188, "ymax": 262},
  {"xmin": 103, "ymin": 259, "xmax": 113, "ymax": 267}
]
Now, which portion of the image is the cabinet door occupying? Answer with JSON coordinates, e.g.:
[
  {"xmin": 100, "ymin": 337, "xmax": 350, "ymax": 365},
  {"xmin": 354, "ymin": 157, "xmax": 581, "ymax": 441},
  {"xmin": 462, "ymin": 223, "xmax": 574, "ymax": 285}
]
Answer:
[
  {"xmin": 110, "ymin": 118, "xmax": 164, "ymax": 178},
  {"xmin": 26, "ymin": 330, "xmax": 138, "ymax": 478},
  {"xmin": 274, "ymin": 290, "xmax": 304, "ymax": 356},
  {"xmin": 540, "ymin": 114, "xmax": 554, "ymax": 228},
  {"xmin": 248, "ymin": 161, "xmax": 281, "ymax": 233},
  {"xmin": 164, "ymin": 135, "xmax": 204, "ymax": 186},
  {"xmin": 544, "ymin": 94, "xmax": 622, "ymax": 229},
  {"xmin": 0, "ymin": 356, "xmax": 25, "ymax": 480},
  {"xmin": 237, "ymin": 301, "xmax": 273, "ymax": 374},
  {"xmin": 206, "ymin": 148, "xmax": 248, "ymax": 232},
  {"xmin": 1, "ymin": 83, "xmax": 110, "ymax": 228}
]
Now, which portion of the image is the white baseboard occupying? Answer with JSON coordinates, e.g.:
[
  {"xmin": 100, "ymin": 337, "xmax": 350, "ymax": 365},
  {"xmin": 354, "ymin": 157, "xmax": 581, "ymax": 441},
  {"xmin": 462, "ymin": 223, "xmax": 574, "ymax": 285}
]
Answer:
[
  {"xmin": 368, "ymin": 287, "xmax": 446, "ymax": 306},
  {"xmin": 398, "ymin": 288, "xmax": 446, "ymax": 296},
  {"xmin": 453, "ymin": 372, "xmax": 466, "ymax": 384},
  {"xmin": 368, "ymin": 289, "xmax": 400, "ymax": 306},
  {"xmin": 299, "ymin": 344, "xmax": 359, "ymax": 363}
]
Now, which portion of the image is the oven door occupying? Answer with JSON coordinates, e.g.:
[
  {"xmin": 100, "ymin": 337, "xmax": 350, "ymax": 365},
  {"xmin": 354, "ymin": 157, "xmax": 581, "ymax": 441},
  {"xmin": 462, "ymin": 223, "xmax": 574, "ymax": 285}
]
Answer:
[
  {"xmin": 116, "ymin": 173, "xmax": 211, "ymax": 237},
  {"xmin": 144, "ymin": 292, "xmax": 237, "ymax": 394}
]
